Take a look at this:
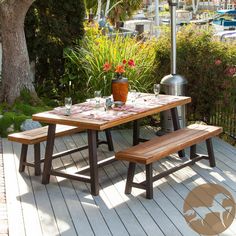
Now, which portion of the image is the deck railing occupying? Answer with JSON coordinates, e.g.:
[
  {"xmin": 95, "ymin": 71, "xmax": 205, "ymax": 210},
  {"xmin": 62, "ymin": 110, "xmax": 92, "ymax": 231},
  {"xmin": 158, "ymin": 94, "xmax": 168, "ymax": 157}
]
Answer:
[{"xmin": 210, "ymin": 101, "xmax": 236, "ymax": 139}]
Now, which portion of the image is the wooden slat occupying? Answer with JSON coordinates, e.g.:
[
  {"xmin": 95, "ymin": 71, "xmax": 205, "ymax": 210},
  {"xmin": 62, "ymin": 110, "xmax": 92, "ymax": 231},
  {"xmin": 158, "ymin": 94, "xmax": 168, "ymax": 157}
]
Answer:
[
  {"xmin": 115, "ymin": 124, "xmax": 223, "ymax": 164},
  {"xmin": 8, "ymin": 125, "xmax": 84, "ymax": 145}
]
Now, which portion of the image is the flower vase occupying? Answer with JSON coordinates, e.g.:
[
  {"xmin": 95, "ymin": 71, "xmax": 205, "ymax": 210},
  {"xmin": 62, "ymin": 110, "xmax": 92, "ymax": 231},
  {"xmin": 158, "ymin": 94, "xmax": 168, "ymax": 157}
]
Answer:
[{"xmin": 111, "ymin": 77, "xmax": 129, "ymax": 103}]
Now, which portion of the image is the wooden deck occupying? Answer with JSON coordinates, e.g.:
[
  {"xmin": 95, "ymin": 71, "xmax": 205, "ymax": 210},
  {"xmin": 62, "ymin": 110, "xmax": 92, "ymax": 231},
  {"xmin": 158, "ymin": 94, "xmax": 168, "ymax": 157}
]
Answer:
[{"xmin": 3, "ymin": 127, "xmax": 236, "ymax": 236}]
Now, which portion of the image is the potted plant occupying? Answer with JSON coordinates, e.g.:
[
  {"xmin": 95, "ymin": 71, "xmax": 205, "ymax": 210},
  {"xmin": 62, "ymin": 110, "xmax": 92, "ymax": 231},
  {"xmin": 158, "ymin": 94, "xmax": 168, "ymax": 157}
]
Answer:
[{"xmin": 103, "ymin": 59, "xmax": 135, "ymax": 103}]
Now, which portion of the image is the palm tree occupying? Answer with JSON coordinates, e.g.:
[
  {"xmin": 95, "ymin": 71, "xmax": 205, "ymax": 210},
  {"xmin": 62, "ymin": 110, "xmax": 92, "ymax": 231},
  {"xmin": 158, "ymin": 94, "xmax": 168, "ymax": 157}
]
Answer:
[{"xmin": 108, "ymin": 0, "xmax": 143, "ymax": 25}]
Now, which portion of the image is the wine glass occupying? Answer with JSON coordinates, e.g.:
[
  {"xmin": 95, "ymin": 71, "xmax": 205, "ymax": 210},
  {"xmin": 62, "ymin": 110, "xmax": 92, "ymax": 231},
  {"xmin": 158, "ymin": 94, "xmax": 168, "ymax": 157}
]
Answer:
[
  {"xmin": 130, "ymin": 89, "xmax": 137, "ymax": 104},
  {"xmin": 94, "ymin": 90, "xmax": 101, "ymax": 108},
  {"xmin": 153, "ymin": 84, "xmax": 160, "ymax": 98},
  {"xmin": 65, "ymin": 97, "xmax": 72, "ymax": 115}
]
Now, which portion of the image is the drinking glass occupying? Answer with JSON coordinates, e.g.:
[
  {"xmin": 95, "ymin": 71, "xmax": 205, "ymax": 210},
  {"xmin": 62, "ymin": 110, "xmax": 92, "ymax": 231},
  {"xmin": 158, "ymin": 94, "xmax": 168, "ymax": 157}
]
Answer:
[
  {"xmin": 65, "ymin": 97, "xmax": 72, "ymax": 115},
  {"xmin": 153, "ymin": 84, "xmax": 160, "ymax": 98},
  {"xmin": 94, "ymin": 90, "xmax": 101, "ymax": 107},
  {"xmin": 130, "ymin": 89, "xmax": 137, "ymax": 104}
]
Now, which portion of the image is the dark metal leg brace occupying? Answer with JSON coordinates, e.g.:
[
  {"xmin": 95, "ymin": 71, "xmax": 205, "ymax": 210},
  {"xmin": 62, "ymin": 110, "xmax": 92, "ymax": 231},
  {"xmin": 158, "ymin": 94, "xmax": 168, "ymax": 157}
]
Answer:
[
  {"xmin": 19, "ymin": 144, "xmax": 28, "ymax": 173},
  {"xmin": 206, "ymin": 138, "xmax": 216, "ymax": 167}
]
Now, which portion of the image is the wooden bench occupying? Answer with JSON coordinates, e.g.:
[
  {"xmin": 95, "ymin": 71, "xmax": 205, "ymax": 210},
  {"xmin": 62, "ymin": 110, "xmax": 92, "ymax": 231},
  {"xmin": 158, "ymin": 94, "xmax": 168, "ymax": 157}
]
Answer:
[
  {"xmin": 8, "ymin": 125, "xmax": 113, "ymax": 176},
  {"xmin": 115, "ymin": 124, "xmax": 222, "ymax": 199}
]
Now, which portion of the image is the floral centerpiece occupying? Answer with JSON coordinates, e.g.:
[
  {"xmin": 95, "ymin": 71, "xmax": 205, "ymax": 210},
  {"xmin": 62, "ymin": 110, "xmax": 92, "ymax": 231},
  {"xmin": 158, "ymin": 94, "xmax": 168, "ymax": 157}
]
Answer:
[{"xmin": 103, "ymin": 59, "xmax": 135, "ymax": 103}]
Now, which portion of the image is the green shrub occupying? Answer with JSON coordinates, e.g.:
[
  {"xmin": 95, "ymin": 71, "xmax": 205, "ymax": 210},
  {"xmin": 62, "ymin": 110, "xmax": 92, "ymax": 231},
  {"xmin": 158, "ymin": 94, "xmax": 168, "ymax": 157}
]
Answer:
[
  {"xmin": 0, "ymin": 91, "xmax": 51, "ymax": 137},
  {"xmin": 155, "ymin": 24, "xmax": 236, "ymax": 122},
  {"xmin": 64, "ymin": 27, "xmax": 157, "ymax": 101}
]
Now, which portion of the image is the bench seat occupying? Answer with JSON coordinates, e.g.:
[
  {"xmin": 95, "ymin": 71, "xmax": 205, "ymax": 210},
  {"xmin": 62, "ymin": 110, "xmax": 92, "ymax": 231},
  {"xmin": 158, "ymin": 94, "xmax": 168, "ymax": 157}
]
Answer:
[
  {"xmin": 8, "ymin": 125, "xmax": 113, "ymax": 176},
  {"xmin": 115, "ymin": 124, "xmax": 222, "ymax": 199},
  {"xmin": 8, "ymin": 125, "xmax": 83, "ymax": 145}
]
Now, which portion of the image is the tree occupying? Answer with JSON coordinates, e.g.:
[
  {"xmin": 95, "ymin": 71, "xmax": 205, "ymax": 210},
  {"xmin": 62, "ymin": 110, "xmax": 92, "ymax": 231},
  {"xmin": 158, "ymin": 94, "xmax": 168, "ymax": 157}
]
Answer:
[
  {"xmin": 191, "ymin": 0, "xmax": 200, "ymax": 14},
  {"xmin": 108, "ymin": 0, "xmax": 143, "ymax": 25},
  {"xmin": 0, "ymin": 0, "xmax": 37, "ymax": 105}
]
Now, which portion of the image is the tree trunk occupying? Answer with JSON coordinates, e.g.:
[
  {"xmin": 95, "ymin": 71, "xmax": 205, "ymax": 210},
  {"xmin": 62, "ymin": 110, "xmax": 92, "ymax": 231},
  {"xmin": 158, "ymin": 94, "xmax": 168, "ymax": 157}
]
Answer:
[
  {"xmin": 96, "ymin": 0, "xmax": 102, "ymax": 22},
  {"xmin": 105, "ymin": 0, "xmax": 110, "ymax": 17},
  {"xmin": 0, "ymin": 0, "xmax": 37, "ymax": 105}
]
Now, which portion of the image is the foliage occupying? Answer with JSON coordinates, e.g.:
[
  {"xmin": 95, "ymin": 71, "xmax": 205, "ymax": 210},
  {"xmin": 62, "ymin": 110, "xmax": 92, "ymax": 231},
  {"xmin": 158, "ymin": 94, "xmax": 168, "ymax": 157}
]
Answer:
[
  {"xmin": 25, "ymin": 0, "xmax": 85, "ymax": 100},
  {"xmin": 154, "ymin": 24, "xmax": 236, "ymax": 122},
  {"xmin": 108, "ymin": 0, "xmax": 143, "ymax": 24},
  {"xmin": 0, "ymin": 91, "xmax": 51, "ymax": 137},
  {"xmin": 64, "ymin": 25, "xmax": 157, "ymax": 100},
  {"xmin": 84, "ymin": 0, "xmax": 143, "ymax": 24}
]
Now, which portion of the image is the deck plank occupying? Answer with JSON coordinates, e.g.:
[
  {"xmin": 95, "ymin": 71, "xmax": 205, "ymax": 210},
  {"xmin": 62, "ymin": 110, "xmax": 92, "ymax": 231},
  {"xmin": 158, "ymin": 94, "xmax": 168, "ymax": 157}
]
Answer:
[
  {"xmin": 111, "ymin": 130, "xmax": 184, "ymax": 236},
  {"xmin": 2, "ymin": 139, "xmax": 26, "ymax": 236},
  {"xmin": 3, "ymin": 128, "xmax": 236, "ymax": 236},
  {"xmin": 71, "ymin": 132, "xmax": 148, "ymax": 236},
  {"xmin": 119, "ymin": 129, "xmax": 200, "ymax": 236},
  {"xmin": 54, "ymin": 134, "xmax": 112, "ymax": 236}
]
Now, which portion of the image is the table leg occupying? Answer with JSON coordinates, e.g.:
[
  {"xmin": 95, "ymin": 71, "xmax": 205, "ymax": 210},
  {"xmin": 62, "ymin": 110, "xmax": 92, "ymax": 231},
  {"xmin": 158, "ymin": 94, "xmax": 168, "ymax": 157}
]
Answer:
[
  {"xmin": 133, "ymin": 120, "xmax": 140, "ymax": 146},
  {"xmin": 42, "ymin": 124, "xmax": 56, "ymax": 184},
  {"xmin": 170, "ymin": 107, "xmax": 185, "ymax": 157},
  {"xmin": 88, "ymin": 129, "xmax": 99, "ymax": 195}
]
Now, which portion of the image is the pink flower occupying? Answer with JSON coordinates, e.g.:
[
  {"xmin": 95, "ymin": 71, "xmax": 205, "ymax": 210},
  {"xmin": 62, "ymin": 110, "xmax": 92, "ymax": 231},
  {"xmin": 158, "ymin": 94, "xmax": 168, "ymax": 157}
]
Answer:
[
  {"xmin": 225, "ymin": 66, "xmax": 236, "ymax": 77},
  {"xmin": 215, "ymin": 59, "xmax": 222, "ymax": 66}
]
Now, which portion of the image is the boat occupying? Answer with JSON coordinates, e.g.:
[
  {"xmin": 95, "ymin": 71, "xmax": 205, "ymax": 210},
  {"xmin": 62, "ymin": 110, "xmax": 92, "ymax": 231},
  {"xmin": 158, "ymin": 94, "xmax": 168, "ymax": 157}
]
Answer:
[
  {"xmin": 161, "ymin": 9, "xmax": 192, "ymax": 25},
  {"xmin": 212, "ymin": 9, "xmax": 236, "ymax": 30}
]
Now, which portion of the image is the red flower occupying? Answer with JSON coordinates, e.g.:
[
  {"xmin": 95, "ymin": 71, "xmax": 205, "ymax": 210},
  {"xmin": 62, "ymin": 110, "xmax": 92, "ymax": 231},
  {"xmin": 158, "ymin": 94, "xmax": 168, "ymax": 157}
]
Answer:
[
  {"xmin": 128, "ymin": 59, "xmax": 135, "ymax": 67},
  {"xmin": 103, "ymin": 59, "xmax": 135, "ymax": 79},
  {"xmin": 115, "ymin": 65, "xmax": 125, "ymax": 74},
  {"xmin": 103, "ymin": 62, "xmax": 112, "ymax": 72}
]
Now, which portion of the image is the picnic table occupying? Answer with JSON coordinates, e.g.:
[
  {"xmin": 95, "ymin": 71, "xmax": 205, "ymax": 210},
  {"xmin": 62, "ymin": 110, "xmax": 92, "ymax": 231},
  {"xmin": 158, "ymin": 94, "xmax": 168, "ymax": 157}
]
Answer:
[{"xmin": 32, "ymin": 93, "xmax": 191, "ymax": 196}]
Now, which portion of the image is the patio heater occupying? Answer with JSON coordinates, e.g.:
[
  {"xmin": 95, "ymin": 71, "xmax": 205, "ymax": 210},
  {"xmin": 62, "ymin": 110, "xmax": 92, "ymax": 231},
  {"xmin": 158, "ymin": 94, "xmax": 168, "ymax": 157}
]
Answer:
[{"xmin": 160, "ymin": 0, "xmax": 188, "ymax": 133}]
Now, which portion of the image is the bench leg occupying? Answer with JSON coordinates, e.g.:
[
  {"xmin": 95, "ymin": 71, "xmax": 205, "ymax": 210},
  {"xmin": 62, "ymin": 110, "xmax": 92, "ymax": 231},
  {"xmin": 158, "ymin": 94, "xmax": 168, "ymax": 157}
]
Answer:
[
  {"xmin": 206, "ymin": 138, "xmax": 216, "ymax": 167},
  {"xmin": 190, "ymin": 144, "xmax": 197, "ymax": 160},
  {"xmin": 105, "ymin": 129, "xmax": 114, "ymax": 151},
  {"xmin": 146, "ymin": 164, "xmax": 153, "ymax": 199},
  {"xmin": 34, "ymin": 143, "xmax": 41, "ymax": 176},
  {"xmin": 125, "ymin": 162, "xmax": 136, "ymax": 194},
  {"xmin": 19, "ymin": 144, "xmax": 28, "ymax": 173}
]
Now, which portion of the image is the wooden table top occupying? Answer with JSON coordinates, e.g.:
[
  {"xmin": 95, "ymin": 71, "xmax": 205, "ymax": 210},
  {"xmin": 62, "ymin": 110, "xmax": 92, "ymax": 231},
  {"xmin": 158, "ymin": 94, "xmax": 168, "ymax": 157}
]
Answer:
[{"xmin": 32, "ymin": 94, "xmax": 191, "ymax": 131}]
